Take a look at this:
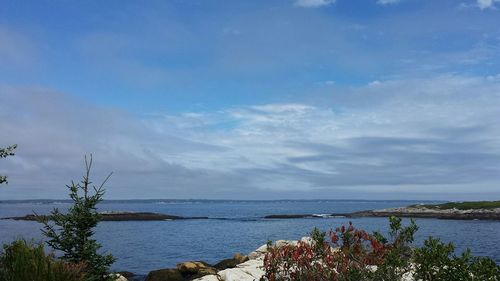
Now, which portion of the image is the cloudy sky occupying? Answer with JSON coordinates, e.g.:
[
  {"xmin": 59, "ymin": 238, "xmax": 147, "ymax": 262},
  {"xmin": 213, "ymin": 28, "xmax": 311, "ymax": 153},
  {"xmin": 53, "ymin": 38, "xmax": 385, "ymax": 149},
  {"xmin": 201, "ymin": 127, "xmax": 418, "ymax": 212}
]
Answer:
[{"xmin": 1, "ymin": 0, "xmax": 500, "ymax": 200}]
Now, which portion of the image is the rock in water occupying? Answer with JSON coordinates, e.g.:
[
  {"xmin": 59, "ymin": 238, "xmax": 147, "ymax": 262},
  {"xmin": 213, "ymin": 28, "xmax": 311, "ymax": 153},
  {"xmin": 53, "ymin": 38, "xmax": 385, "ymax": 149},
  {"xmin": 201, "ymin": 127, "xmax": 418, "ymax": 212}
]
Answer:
[
  {"xmin": 213, "ymin": 258, "xmax": 239, "ymax": 271},
  {"xmin": 145, "ymin": 269, "xmax": 184, "ymax": 281},
  {"xmin": 177, "ymin": 261, "xmax": 208, "ymax": 274},
  {"xmin": 177, "ymin": 261, "xmax": 218, "ymax": 279},
  {"xmin": 214, "ymin": 253, "xmax": 249, "ymax": 270}
]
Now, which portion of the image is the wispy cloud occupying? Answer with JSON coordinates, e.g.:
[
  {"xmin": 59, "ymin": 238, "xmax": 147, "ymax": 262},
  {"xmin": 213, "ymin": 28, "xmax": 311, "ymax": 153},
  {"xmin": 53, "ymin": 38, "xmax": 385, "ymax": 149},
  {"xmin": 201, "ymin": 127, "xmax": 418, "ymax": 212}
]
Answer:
[
  {"xmin": 477, "ymin": 0, "xmax": 496, "ymax": 9},
  {"xmin": 295, "ymin": 0, "xmax": 335, "ymax": 8},
  {"xmin": 1, "ymin": 74, "xmax": 500, "ymax": 200},
  {"xmin": 377, "ymin": 0, "xmax": 401, "ymax": 5}
]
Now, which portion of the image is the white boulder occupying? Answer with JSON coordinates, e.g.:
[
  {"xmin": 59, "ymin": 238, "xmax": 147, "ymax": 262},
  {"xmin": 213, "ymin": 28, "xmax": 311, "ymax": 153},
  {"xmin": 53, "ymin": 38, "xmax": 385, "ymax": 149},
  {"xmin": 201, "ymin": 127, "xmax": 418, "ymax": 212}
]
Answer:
[
  {"xmin": 192, "ymin": 274, "xmax": 222, "ymax": 281},
  {"xmin": 218, "ymin": 268, "xmax": 256, "ymax": 281},
  {"xmin": 113, "ymin": 274, "xmax": 129, "ymax": 281}
]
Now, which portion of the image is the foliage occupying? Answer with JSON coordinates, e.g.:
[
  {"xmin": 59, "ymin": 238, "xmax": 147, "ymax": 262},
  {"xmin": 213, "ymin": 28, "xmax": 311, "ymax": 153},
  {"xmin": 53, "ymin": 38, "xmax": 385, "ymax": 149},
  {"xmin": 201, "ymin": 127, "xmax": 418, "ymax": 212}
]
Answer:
[
  {"xmin": 262, "ymin": 217, "xmax": 499, "ymax": 281},
  {"xmin": 0, "ymin": 144, "xmax": 17, "ymax": 185},
  {"xmin": 262, "ymin": 216, "xmax": 418, "ymax": 281},
  {"xmin": 41, "ymin": 155, "xmax": 115, "ymax": 281},
  {"xmin": 413, "ymin": 237, "xmax": 500, "ymax": 280},
  {"xmin": 369, "ymin": 216, "xmax": 418, "ymax": 280},
  {"xmin": 0, "ymin": 239, "xmax": 86, "ymax": 281}
]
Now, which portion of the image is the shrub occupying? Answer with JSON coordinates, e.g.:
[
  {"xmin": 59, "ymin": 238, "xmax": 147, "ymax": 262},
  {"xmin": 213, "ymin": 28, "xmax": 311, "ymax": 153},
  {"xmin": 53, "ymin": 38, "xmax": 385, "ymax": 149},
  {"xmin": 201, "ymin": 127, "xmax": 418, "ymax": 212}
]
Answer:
[
  {"xmin": 413, "ymin": 237, "xmax": 500, "ymax": 281},
  {"xmin": 41, "ymin": 155, "xmax": 115, "ymax": 281},
  {"xmin": 262, "ymin": 217, "xmax": 499, "ymax": 281},
  {"xmin": 0, "ymin": 239, "xmax": 86, "ymax": 281},
  {"xmin": 369, "ymin": 216, "xmax": 417, "ymax": 280},
  {"xmin": 262, "ymin": 217, "xmax": 417, "ymax": 281}
]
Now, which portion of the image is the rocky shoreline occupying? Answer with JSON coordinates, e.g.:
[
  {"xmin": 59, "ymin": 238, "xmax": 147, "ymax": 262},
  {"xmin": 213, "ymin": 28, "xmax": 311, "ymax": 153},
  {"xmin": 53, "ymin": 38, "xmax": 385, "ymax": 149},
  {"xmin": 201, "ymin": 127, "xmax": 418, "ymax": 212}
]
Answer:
[
  {"xmin": 350, "ymin": 206, "xmax": 500, "ymax": 220},
  {"xmin": 115, "ymin": 236, "xmax": 418, "ymax": 281},
  {"xmin": 6, "ymin": 206, "xmax": 500, "ymax": 222},
  {"xmin": 264, "ymin": 206, "xmax": 500, "ymax": 221},
  {"xmin": 116, "ymin": 239, "xmax": 303, "ymax": 281}
]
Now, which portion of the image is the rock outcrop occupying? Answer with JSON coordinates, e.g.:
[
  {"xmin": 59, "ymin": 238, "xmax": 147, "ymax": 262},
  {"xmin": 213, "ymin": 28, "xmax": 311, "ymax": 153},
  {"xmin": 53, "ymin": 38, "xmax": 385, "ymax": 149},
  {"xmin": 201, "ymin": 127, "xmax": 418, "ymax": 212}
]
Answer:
[
  {"xmin": 351, "ymin": 207, "xmax": 500, "ymax": 220},
  {"xmin": 192, "ymin": 240, "xmax": 302, "ymax": 281}
]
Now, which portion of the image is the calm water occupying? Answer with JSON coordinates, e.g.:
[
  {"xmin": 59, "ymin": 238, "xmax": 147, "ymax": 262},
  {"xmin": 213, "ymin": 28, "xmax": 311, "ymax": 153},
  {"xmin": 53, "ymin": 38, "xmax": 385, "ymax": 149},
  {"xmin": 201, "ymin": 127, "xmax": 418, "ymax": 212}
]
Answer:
[{"xmin": 1, "ymin": 200, "xmax": 499, "ymax": 277}]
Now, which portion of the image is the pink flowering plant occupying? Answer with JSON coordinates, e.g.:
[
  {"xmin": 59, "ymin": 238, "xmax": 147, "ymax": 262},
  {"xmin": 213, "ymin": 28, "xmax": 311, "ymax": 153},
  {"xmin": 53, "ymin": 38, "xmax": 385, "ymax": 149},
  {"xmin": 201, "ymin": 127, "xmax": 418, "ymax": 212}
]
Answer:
[{"xmin": 262, "ymin": 217, "xmax": 499, "ymax": 281}]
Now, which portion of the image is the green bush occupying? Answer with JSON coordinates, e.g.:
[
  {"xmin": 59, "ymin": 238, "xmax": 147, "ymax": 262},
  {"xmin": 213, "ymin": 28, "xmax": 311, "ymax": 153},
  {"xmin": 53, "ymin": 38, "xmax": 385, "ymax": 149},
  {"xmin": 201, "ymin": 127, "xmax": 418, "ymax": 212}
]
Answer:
[
  {"xmin": 413, "ymin": 237, "xmax": 500, "ymax": 281},
  {"xmin": 0, "ymin": 239, "xmax": 86, "ymax": 281}
]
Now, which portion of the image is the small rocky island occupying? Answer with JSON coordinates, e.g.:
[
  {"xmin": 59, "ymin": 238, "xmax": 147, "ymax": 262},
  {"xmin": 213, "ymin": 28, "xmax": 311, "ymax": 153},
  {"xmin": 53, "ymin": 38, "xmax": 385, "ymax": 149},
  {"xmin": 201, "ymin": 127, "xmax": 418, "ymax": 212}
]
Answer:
[
  {"xmin": 265, "ymin": 200, "xmax": 500, "ymax": 221},
  {"xmin": 2, "ymin": 212, "xmax": 208, "ymax": 221}
]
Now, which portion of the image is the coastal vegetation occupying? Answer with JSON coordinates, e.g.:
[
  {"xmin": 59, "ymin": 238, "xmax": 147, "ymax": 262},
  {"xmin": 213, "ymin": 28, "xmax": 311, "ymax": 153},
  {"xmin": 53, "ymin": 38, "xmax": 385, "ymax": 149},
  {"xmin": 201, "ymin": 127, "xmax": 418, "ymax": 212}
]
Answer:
[
  {"xmin": 262, "ymin": 216, "xmax": 500, "ymax": 281},
  {"xmin": 0, "ymin": 240, "xmax": 86, "ymax": 281},
  {"xmin": 410, "ymin": 201, "xmax": 500, "ymax": 210},
  {"xmin": 0, "ymin": 155, "xmax": 116, "ymax": 281},
  {"xmin": 40, "ymin": 155, "xmax": 115, "ymax": 281}
]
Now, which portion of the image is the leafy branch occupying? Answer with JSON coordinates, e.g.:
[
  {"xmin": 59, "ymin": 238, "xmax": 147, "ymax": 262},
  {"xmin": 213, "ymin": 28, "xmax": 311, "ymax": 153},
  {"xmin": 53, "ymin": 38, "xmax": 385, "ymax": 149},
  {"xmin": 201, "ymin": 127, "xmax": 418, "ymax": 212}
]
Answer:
[{"xmin": 0, "ymin": 144, "xmax": 17, "ymax": 185}]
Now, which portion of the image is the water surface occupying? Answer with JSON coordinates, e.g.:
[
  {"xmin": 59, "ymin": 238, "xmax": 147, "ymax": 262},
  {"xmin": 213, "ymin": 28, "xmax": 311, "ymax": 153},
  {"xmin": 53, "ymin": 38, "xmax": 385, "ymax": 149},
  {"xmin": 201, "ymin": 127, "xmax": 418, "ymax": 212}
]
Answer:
[{"xmin": 1, "ymin": 200, "xmax": 499, "ymax": 276}]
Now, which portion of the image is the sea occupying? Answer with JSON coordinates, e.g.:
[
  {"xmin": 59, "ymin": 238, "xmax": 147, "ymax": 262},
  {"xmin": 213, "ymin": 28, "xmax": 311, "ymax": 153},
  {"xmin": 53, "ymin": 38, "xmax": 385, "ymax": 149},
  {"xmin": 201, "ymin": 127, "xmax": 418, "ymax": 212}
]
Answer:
[{"xmin": 1, "ymin": 200, "xmax": 499, "ymax": 278}]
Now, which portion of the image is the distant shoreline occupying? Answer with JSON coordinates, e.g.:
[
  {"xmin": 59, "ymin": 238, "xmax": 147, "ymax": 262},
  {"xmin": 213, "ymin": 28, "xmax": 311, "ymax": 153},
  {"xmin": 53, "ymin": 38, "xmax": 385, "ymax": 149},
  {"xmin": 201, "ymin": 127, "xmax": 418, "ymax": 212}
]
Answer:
[
  {"xmin": 5, "ymin": 202, "xmax": 500, "ymax": 221},
  {"xmin": 0, "ymin": 199, "xmax": 444, "ymax": 203},
  {"xmin": 263, "ymin": 212, "xmax": 500, "ymax": 221},
  {"xmin": 2, "ymin": 212, "xmax": 209, "ymax": 221},
  {"xmin": 265, "ymin": 201, "xmax": 500, "ymax": 221}
]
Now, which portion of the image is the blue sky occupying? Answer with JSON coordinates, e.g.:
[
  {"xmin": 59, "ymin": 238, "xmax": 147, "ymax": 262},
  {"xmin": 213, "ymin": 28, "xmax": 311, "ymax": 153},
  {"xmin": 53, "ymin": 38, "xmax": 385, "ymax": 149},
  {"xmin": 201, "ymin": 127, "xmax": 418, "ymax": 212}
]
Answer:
[{"xmin": 1, "ymin": 0, "xmax": 500, "ymax": 200}]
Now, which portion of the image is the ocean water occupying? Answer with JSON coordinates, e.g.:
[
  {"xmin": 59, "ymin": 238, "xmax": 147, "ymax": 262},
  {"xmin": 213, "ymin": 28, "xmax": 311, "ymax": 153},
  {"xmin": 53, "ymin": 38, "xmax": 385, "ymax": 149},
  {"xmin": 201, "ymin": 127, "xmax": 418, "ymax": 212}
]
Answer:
[{"xmin": 1, "ymin": 200, "xmax": 499, "ymax": 278}]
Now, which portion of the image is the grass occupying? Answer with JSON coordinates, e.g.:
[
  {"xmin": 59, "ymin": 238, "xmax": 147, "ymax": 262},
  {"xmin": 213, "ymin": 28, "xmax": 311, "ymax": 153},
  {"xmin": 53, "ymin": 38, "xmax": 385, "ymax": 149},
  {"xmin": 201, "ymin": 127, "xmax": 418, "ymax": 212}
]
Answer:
[
  {"xmin": 0, "ymin": 239, "xmax": 86, "ymax": 281},
  {"xmin": 410, "ymin": 200, "xmax": 500, "ymax": 210}
]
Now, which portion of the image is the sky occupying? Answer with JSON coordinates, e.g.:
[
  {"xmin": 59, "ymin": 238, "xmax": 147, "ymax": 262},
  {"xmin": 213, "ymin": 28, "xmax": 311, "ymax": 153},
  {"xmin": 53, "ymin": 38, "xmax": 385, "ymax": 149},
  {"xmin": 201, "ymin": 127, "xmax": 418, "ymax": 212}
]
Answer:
[{"xmin": 1, "ymin": 0, "xmax": 500, "ymax": 200}]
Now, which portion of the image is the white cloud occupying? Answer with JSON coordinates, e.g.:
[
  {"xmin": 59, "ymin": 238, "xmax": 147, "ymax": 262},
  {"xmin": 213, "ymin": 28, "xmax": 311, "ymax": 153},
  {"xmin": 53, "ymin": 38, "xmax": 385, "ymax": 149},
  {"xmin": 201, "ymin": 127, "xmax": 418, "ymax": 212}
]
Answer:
[
  {"xmin": 295, "ymin": 0, "xmax": 335, "ymax": 8},
  {"xmin": 476, "ymin": 0, "xmax": 500, "ymax": 9},
  {"xmin": 250, "ymin": 103, "xmax": 314, "ymax": 114},
  {"xmin": 322, "ymin": 80, "xmax": 336, "ymax": 86},
  {"xmin": 477, "ymin": 0, "xmax": 493, "ymax": 9},
  {"xmin": 376, "ymin": 0, "xmax": 400, "ymax": 5}
]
